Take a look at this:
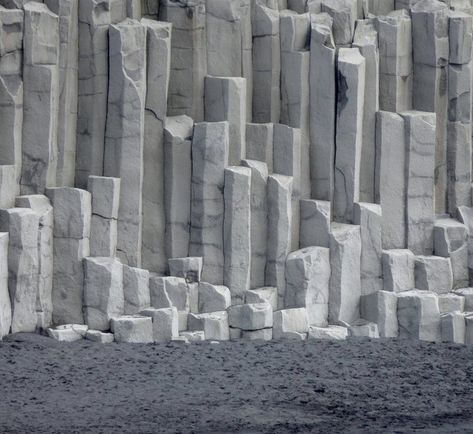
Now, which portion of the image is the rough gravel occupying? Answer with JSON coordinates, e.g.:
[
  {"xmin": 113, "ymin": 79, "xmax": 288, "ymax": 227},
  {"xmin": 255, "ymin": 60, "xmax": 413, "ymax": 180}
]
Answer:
[{"xmin": 1, "ymin": 333, "xmax": 473, "ymax": 433}]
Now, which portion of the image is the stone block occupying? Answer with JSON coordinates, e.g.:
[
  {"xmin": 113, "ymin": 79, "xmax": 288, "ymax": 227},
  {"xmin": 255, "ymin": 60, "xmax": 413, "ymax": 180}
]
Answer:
[
  {"xmin": 438, "ymin": 293, "xmax": 465, "ymax": 313},
  {"xmin": 241, "ymin": 328, "xmax": 273, "ymax": 341},
  {"xmin": 87, "ymin": 176, "xmax": 120, "ymax": 220},
  {"xmin": 111, "ymin": 315, "xmax": 153, "ymax": 343},
  {"xmin": 382, "ymin": 249, "xmax": 415, "ymax": 293},
  {"xmin": 141, "ymin": 307, "xmax": 179, "ymax": 343},
  {"xmin": 123, "ymin": 265, "xmax": 150, "ymax": 315},
  {"xmin": 83, "ymin": 257, "xmax": 124, "ymax": 331},
  {"xmin": 228, "ymin": 303, "xmax": 273, "ymax": 331},
  {"xmin": 187, "ymin": 311, "xmax": 230, "ymax": 341},
  {"xmin": 245, "ymin": 287, "xmax": 278, "ymax": 312},
  {"xmin": 320, "ymin": 0, "xmax": 357, "ymax": 46},
  {"xmin": 245, "ymin": 124, "xmax": 273, "ymax": 172},
  {"xmin": 85, "ymin": 330, "xmax": 115, "ymax": 343},
  {"xmin": 454, "ymin": 288, "xmax": 473, "ymax": 310},
  {"xmin": 441, "ymin": 312, "xmax": 465, "ymax": 344},
  {"xmin": 0, "ymin": 232, "xmax": 10, "ymax": 338},
  {"xmin": 397, "ymin": 290, "xmax": 441, "ymax": 342},
  {"xmin": 299, "ymin": 200, "xmax": 331, "ymax": 249},
  {"xmin": 198, "ymin": 282, "xmax": 231, "ymax": 314},
  {"xmin": 149, "ymin": 275, "xmax": 189, "ymax": 312},
  {"xmin": 414, "ymin": 256, "xmax": 453, "ymax": 294},
  {"xmin": 360, "ymin": 290, "xmax": 398, "ymax": 338},
  {"xmin": 285, "ymin": 246, "xmax": 330, "ymax": 327},
  {"xmin": 47, "ymin": 324, "xmax": 88, "ymax": 342},
  {"xmin": 308, "ymin": 325, "xmax": 348, "ymax": 340},
  {"xmin": 180, "ymin": 330, "xmax": 205, "ymax": 342},
  {"xmin": 273, "ymin": 308, "xmax": 308, "ymax": 339},
  {"xmin": 349, "ymin": 319, "xmax": 379, "ymax": 338}
]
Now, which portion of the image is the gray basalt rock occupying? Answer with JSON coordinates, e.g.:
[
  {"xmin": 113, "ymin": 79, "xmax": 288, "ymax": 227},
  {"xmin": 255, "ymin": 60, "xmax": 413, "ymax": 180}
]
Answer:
[
  {"xmin": 168, "ymin": 257, "xmax": 203, "ymax": 284},
  {"xmin": 273, "ymin": 308, "xmax": 308, "ymax": 339},
  {"xmin": 299, "ymin": 199, "xmax": 331, "ymax": 249},
  {"xmin": 198, "ymin": 282, "xmax": 231, "ymax": 314},
  {"xmin": 308, "ymin": 325, "xmax": 348, "ymax": 340},
  {"xmin": 140, "ymin": 307, "xmax": 179, "ymax": 343},
  {"xmin": 104, "ymin": 19, "xmax": 146, "ymax": 268},
  {"xmin": 414, "ymin": 256, "xmax": 453, "ymax": 294},
  {"xmin": 397, "ymin": 290, "xmax": 441, "ymax": 342},
  {"xmin": 224, "ymin": 166, "xmax": 251, "ymax": 304},
  {"xmin": 382, "ymin": 249, "xmax": 415, "ymax": 293},
  {"xmin": 187, "ymin": 311, "xmax": 230, "ymax": 341},
  {"xmin": 111, "ymin": 315, "xmax": 153, "ymax": 343},
  {"xmin": 123, "ymin": 265, "xmax": 150, "ymax": 315},
  {"xmin": 0, "ymin": 232, "xmax": 10, "ymax": 338},
  {"xmin": 438, "ymin": 293, "xmax": 465, "ymax": 313},
  {"xmin": 441, "ymin": 312, "xmax": 465, "ymax": 344},
  {"xmin": 245, "ymin": 287, "xmax": 278, "ymax": 311},
  {"xmin": 83, "ymin": 257, "xmax": 124, "ymax": 331},
  {"xmin": 360, "ymin": 290, "xmax": 398, "ymax": 338},
  {"xmin": 285, "ymin": 246, "xmax": 330, "ymax": 327},
  {"xmin": 228, "ymin": 302, "xmax": 273, "ymax": 331},
  {"xmin": 0, "ymin": 208, "xmax": 39, "ymax": 333}
]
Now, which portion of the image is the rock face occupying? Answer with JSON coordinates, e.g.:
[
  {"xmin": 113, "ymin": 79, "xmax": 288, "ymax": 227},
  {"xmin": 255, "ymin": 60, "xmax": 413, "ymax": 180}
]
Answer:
[{"xmin": 0, "ymin": 0, "xmax": 472, "ymax": 348}]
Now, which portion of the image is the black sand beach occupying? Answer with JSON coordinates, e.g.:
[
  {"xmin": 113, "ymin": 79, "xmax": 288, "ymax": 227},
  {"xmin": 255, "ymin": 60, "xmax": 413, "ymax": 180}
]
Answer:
[{"xmin": 1, "ymin": 334, "xmax": 473, "ymax": 433}]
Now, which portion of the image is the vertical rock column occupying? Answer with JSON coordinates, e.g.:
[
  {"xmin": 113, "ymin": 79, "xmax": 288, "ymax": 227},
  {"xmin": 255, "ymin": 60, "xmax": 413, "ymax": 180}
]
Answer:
[
  {"xmin": 21, "ymin": 2, "xmax": 59, "ymax": 194},
  {"xmin": 189, "ymin": 122, "xmax": 229, "ymax": 284},
  {"xmin": 0, "ymin": 209, "xmax": 39, "ymax": 333},
  {"xmin": 46, "ymin": 187, "xmax": 91, "ymax": 325},
  {"xmin": 411, "ymin": 0, "xmax": 449, "ymax": 214},
  {"xmin": 273, "ymin": 124, "xmax": 301, "ymax": 250},
  {"xmin": 447, "ymin": 12, "xmax": 472, "ymax": 214},
  {"xmin": 224, "ymin": 166, "xmax": 251, "ymax": 304},
  {"xmin": 353, "ymin": 20, "xmax": 379, "ymax": 203},
  {"xmin": 309, "ymin": 14, "xmax": 336, "ymax": 201},
  {"xmin": 0, "ymin": 232, "xmax": 10, "ymax": 338},
  {"xmin": 159, "ymin": 0, "xmax": 206, "ymax": 122},
  {"xmin": 204, "ymin": 76, "xmax": 246, "ymax": 166},
  {"xmin": 402, "ymin": 111, "xmax": 436, "ymax": 255},
  {"xmin": 377, "ymin": 10, "xmax": 412, "ymax": 112},
  {"xmin": 280, "ymin": 11, "xmax": 310, "ymax": 200},
  {"xmin": 141, "ymin": 19, "xmax": 171, "ymax": 273},
  {"xmin": 141, "ymin": 0, "xmax": 158, "ymax": 19},
  {"xmin": 241, "ymin": 159, "xmax": 268, "ymax": 289},
  {"xmin": 104, "ymin": 19, "xmax": 146, "ymax": 267},
  {"xmin": 76, "ymin": 0, "xmax": 111, "ymax": 188},
  {"xmin": 164, "ymin": 115, "xmax": 193, "ymax": 261},
  {"xmin": 252, "ymin": 3, "xmax": 280, "ymax": 123},
  {"xmin": 87, "ymin": 176, "xmax": 120, "ymax": 257},
  {"xmin": 265, "ymin": 174, "xmax": 293, "ymax": 309},
  {"xmin": 0, "ymin": 7, "xmax": 23, "ymax": 194},
  {"xmin": 375, "ymin": 111, "xmax": 407, "ymax": 249},
  {"xmin": 44, "ymin": 0, "xmax": 78, "ymax": 187},
  {"xmin": 333, "ymin": 48, "xmax": 365, "ymax": 223},
  {"xmin": 15, "ymin": 195, "xmax": 53, "ymax": 330}
]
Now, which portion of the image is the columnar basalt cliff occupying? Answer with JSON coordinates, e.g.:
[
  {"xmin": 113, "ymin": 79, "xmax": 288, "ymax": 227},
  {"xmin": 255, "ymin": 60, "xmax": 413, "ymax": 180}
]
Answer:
[{"xmin": 0, "ymin": 0, "xmax": 473, "ymax": 345}]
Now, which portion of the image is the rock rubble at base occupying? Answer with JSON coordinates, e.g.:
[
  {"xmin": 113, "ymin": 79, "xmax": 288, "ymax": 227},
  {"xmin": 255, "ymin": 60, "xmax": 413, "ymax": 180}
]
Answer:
[{"xmin": 3, "ymin": 0, "xmax": 473, "ymax": 348}]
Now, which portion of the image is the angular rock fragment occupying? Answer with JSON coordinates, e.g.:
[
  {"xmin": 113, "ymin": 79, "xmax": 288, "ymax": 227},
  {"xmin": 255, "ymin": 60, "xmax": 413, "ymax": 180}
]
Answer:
[
  {"xmin": 320, "ymin": 0, "xmax": 357, "ymax": 46},
  {"xmin": 438, "ymin": 293, "xmax": 465, "ymax": 314},
  {"xmin": 349, "ymin": 319, "xmax": 379, "ymax": 338},
  {"xmin": 454, "ymin": 288, "xmax": 473, "ymax": 310},
  {"xmin": 0, "ymin": 232, "xmax": 10, "ymax": 338},
  {"xmin": 180, "ymin": 330, "xmax": 205, "ymax": 342},
  {"xmin": 47, "ymin": 324, "xmax": 88, "ymax": 342},
  {"xmin": 241, "ymin": 328, "xmax": 272, "ymax": 341},
  {"xmin": 149, "ymin": 275, "xmax": 189, "ymax": 313}
]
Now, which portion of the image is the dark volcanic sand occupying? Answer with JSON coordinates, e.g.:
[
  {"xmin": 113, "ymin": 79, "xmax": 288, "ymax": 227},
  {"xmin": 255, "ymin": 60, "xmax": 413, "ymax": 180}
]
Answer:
[{"xmin": 1, "ymin": 334, "xmax": 473, "ymax": 433}]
